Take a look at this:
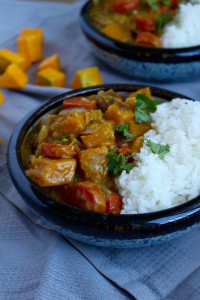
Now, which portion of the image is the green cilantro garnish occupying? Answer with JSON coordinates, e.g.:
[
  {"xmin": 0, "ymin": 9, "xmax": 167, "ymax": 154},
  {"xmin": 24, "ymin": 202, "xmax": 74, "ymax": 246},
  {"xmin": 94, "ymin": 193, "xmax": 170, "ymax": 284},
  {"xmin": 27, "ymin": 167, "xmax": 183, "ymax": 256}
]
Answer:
[
  {"xmin": 146, "ymin": 139, "xmax": 170, "ymax": 159},
  {"xmin": 106, "ymin": 152, "xmax": 136, "ymax": 176},
  {"xmin": 156, "ymin": 13, "xmax": 172, "ymax": 34},
  {"xmin": 135, "ymin": 94, "xmax": 160, "ymax": 124},
  {"xmin": 114, "ymin": 124, "xmax": 133, "ymax": 139},
  {"xmin": 147, "ymin": 0, "xmax": 158, "ymax": 10},
  {"xmin": 160, "ymin": 0, "xmax": 170, "ymax": 6},
  {"xmin": 55, "ymin": 134, "xmax": 70, "ymax": 142}
]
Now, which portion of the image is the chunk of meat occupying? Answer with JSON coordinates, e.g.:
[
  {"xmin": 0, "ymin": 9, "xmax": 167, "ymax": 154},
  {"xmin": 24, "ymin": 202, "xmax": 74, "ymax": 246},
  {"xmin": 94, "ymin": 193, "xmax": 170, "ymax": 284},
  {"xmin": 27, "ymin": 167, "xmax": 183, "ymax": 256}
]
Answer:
[
  {"xmin": 27, "ymin": 156, "xmax": 76, "ymax": 187},
  {"xmin": 106, "ymin": 191, "xmax": 122, "ymax": 214},
  {"xmin": 41, "ymin": 143, "xmax": 79, "ymax": 158},
  {"xmin": 69, "ymin": 181, "xmax": 106, "ymax": 213},
  {"xmin": 81, "ymin": 123, "xmax": 115, "ymax": 149},
  {"xmin": 105, "ymin": 103, "xmax": 134, "ymax": 125},
  {"xmin": 50, "ymin": 110, "xmax": 102, "ymax": 138},
  {"xmin": 63, "ymin": 96, "xmax": 97, "ymax": 110},
  {"xmin": 79, "ymin": 146, "xmax": 109, "ymax": 182}
]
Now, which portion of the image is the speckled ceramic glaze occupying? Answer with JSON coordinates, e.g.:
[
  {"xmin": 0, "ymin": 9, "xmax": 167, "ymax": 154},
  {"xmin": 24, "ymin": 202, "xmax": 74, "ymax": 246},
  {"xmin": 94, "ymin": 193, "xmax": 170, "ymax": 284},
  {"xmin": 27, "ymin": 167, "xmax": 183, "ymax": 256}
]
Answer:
[
  {"xmin": 7, "ymin": 84, "xmax": 200, "ymax": 248},
  {"xmin": 80, "ymin": 1, "xmax": 200, "ymax": 82}
]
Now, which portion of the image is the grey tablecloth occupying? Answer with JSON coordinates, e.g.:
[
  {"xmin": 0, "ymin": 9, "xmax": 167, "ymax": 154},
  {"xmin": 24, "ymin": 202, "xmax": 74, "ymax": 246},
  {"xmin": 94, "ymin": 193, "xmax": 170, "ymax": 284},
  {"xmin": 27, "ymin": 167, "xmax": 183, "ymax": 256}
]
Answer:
[{"xmin": 1, "ymin": 1, "xmax": 200, "ymax": 299}]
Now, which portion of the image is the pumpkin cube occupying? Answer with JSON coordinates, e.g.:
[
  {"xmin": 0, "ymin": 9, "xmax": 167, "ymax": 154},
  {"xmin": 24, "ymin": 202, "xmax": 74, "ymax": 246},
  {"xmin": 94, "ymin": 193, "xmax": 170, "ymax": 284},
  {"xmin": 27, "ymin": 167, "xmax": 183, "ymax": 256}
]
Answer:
[
  {"xmin": 38, "ymin": 54, "xmax": 61, "ymax": 71},
  {"xmin": 0, "ymin": 49, "xmax": 31, "ymax": 74},
  {"xmin": 0, "ymin": 90, "xmax": 5, "ymax": 104},
  {"xmin": 0, "ymin": 63, "xmax": 28, "ymax": 88},
  {"xmin": 17, "ymin": 28, "xmax": 43, "ymax": 62},
  {"xmin": 36, "ymin": 67, "xmax": 66, "ymax": 87},
  {"xmin": 27, "ymin": 156, "xmax": 77, "ymax": 187},
  {"xmin": 101, "ymin": 23, "xmax": 132, "ymax": 42},
  {"xmin": 71, "ymin": 66, "xmax": 103, "ymax": 89}
]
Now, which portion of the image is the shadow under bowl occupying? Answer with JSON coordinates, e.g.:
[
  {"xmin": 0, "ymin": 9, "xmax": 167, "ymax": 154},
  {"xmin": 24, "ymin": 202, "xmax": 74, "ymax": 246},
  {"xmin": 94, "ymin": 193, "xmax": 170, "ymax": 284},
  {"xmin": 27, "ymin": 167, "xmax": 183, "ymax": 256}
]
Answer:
[
  {"xmin": 80, "ymin": 1, "xmax": 200, "ymax": 82},
  {"xmin": 7, "ymin": 84, "xmax": 200, "ymax": 247}
]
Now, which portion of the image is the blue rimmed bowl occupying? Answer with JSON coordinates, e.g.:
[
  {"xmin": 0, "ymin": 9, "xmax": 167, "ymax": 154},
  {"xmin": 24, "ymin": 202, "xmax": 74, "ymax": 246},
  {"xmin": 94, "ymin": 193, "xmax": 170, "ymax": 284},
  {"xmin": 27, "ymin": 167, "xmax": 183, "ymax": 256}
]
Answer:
[
  {"xmin": 7, "ymin": 84, "xmax": 200, "ymax": 248},
  {"xmin": 80, "ymin": 1, "xmax": 200, "ymax": 82}
]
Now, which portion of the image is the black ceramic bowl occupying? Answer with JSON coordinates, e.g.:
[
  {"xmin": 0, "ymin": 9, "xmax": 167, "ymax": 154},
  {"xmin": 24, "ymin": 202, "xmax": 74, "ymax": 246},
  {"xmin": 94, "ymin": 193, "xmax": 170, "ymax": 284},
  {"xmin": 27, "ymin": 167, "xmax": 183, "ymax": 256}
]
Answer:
[
  {"xmin": 7, "ymin": 84, "xmax": 200, "ymax": 247},
  {"xmin": 80, "ymin": 1, "xmax": 200, "ymax": 82}
]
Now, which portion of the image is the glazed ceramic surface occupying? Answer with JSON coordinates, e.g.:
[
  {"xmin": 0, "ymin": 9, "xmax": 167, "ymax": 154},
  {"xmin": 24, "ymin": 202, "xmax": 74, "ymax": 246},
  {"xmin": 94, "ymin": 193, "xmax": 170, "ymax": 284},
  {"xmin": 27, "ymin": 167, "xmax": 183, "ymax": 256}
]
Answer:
[
  {"xmin": 80, "ymin": 1, "xmax": 200, "ymax": 82},
  {"xmin": 7, "ymin": 84, "xmax": 200, "ymax": 247}
]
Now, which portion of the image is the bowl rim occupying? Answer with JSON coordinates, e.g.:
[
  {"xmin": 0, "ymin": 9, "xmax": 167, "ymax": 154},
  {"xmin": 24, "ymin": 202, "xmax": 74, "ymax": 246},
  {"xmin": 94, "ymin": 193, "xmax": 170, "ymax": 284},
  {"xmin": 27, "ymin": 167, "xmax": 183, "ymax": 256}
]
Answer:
[
  {"xmin": 80, "ymin": 0, "xmax": 200, "ymax": 61},
  {"xmin": 6, "ymin": 83, "xmax": 200, "ymax": 230}
]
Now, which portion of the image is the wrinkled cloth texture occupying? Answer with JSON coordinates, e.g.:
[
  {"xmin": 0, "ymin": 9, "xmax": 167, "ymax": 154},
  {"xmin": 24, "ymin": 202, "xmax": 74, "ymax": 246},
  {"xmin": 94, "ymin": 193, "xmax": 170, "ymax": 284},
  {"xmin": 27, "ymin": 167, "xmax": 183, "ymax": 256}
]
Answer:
[{"xmin": 1, "ymin": 1, "xmax": 200, "ymax": 299}]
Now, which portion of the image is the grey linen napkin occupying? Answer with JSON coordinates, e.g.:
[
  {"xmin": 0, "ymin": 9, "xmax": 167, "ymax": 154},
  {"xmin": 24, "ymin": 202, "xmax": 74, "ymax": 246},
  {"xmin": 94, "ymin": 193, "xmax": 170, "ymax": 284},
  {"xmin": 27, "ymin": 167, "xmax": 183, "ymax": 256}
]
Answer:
[{"xmin": 1, "ymin": 1, "xmax": 200, "ymax": 299}]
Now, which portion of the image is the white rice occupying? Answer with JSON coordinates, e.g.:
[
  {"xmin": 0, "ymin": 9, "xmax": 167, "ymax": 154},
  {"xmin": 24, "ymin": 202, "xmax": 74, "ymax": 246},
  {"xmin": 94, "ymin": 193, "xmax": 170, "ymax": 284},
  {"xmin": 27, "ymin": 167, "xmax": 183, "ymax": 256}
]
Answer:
[
  {"xmin": 161, "ymin": 0, "xmax": 200, "ymax": 48},
  {"xmin": 115, "ymin": 98, "xmax": 200, "ymax": 214}
]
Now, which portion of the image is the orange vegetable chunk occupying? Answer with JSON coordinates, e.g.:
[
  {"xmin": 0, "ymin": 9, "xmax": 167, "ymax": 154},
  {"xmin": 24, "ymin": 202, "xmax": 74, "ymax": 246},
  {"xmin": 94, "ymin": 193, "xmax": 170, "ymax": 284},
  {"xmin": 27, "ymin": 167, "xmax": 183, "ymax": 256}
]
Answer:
[
  {"xmin": 70, "ymin": 181, "xmax": 106, "ymax": 213},
  {"xmin": 0, "ymin": 49, "xmax": 31, "ymax": 74},
  {"xmin": 0, "ymin": 63, "xmax": 28, "ymax": 88},
  {"xmin": 81, "ymin": 123, "xmax": 115, "ymax": 149},
  {"xmin": 0, "ymin": 90, "xmax": 5, "ymax": 104},
  {"xmin": 101, "ymin": 23, "xmax": 132, "ymax": 42},
  {"xmin": 17, "ymin": 28, "xmax": 43, "ymax": 62},
  {"xmin": 38, "ymin": 54, "xmax": 61, "ymax": 71},
  {"xmin": 27, "ymin": 156, "xmax": 77, "ymax": 187},
  {"xmin": 71, "ymin": 66, "xmax": 103, "ymax": 89},
  {"xmin": 105, "ymin": 103, "xmax": 134, "ymax": 125},
  {"xmin": 79, "ymin": 146, "xmax": 109, "ymax": 182},
  {"xmin": 36, "ymin": 67, "xmax": 66, "ymax": 87}
]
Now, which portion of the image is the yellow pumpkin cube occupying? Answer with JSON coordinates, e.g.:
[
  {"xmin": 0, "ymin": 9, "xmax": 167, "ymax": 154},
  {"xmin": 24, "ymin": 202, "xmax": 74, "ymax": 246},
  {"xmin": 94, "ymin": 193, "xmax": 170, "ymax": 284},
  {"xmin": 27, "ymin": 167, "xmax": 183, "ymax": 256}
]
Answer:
[
  {"xmin": 36, "ymin": 67, "xmax": 66, "ymax": 87},
  {"xmin": 17, "ymin": 28, "xmax": 43, "ymax": 63},
  {"xmin": 0, "ymin": 138, "xmax": 2, "ymax": 144},
  {"xmin": 38, "ymin": 54, "xmax": 61, "ymax": 71},
  {"xmin": 20, "ymin": 28, "xmax": 43, "ymax": 45},
  {"xmin": 71, "ymin": 66, "xmax": 103, "ymax": 89},
  {"xmin": 101, "ymin": 23, "xmax": 132, "ymax": 42},
  {"xmin": 0, "ymin": 63, "xmax": 28, "ymax": 88},
  {"xmin": 0, "ymin": 49, "xmax": 31, "ymax": 74}
]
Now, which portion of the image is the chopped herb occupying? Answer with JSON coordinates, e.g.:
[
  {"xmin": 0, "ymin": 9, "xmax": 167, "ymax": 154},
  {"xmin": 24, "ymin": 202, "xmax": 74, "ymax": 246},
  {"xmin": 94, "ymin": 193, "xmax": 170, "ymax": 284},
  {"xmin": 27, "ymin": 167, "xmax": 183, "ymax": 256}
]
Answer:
[
  {"xmin": 146, "ymin": 139, "xmax": 170, "ymax": 159},
  {"xmin": 55, "ymin": 134, "xmax": 70, "ymax": 142},
  {"xmin": 156, "ymin": 13, "xmax": 172, "ymax": 34},
  {"xmin": 147, "ymin": 0, "xmax": 158, "ymax": 10},
  {"xmin": 135, "ymin": 94, "xmax": 160, "ymax": 124},
  {"xmin": 114, "ymin": 124, "xmax": 133, "ymax": 139},
  {"xmin": 160, "ymin": 0, "xmax": 170, "ymax": 6},
  {"xmin": 106, "ymin": 152, "xmax": 135, "ymax": 176}
]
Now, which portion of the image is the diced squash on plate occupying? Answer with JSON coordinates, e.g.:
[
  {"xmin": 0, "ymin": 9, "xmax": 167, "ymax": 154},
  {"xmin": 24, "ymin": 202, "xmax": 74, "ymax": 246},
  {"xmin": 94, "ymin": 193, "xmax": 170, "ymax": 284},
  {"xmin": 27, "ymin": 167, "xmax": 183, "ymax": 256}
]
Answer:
[
  {"xmin": 27, "ymin": 156, "xmax": 77, "ymax": 187},
  {"xmin": 17, "ymin": 28, "xmax": 43, "ymax": 62},
  {"xmin": 0, "ymin": 63, "xmax": 28, "ymax": 88},
  {"xmin": 0, "ymin": 90, "xmax": 5, "ymax": 104},
  {"xmin": 38, "ymin": 54, "xmax": 61, "ymax": 71},
  {"xmin": 36, "ymin": 67, "xmax": 66, "ymax": 87},
  {"xmin": 71, "ymin": 66, "xmax": 103, "ymax": 89},
  {"xmin": 0, "ymin": 49, "xmax": 31, "ymax": 74}
]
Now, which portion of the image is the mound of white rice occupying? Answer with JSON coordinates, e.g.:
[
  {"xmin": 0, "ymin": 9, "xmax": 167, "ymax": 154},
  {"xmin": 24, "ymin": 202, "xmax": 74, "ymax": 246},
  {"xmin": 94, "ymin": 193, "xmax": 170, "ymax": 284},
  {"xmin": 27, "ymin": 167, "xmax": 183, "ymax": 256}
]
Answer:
[
  {"xmin": 116, "ymin": 98, "xmax": 200, "ymax": 214},
  {"xmin": 161, "ymin": 0, "xmax": 200, "ymax": 48}
]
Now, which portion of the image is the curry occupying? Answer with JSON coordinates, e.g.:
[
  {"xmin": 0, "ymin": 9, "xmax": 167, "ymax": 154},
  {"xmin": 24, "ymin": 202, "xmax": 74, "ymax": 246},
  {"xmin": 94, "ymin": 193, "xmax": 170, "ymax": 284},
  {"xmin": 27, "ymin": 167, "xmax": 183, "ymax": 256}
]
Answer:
[
  {"xmin": 90, "ymin": 0, "xmax": 186, "ymax": 48},
  {"xmin": 22, "ymin": 87, "xmax": 159, "ymax": 214}
]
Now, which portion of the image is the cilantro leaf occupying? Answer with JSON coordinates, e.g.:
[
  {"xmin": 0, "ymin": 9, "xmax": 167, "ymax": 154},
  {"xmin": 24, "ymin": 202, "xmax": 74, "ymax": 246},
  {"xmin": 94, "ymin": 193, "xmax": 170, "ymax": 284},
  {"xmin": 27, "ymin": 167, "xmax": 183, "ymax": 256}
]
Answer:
[
  {"xmin": 160, "ymin": 0, "xmax": 170, "ymax": 6},
  {"xmin": 156, "ymin": 13, "xmax": 172, "ymax": 34},
  {"xmin": 146, "ymin": 139, "xmax": 170, "ymax": 159},
  {"xmin": 135, "ymin": 94, "xmax": 160, "ymax": 124},
  {"xmin": 106, "ymin": 152, "xmax": 135, "ymax": 176},
  {"xmin": 55, "ymin": 134, "xmax": 70, "ymax": 142},
  {"xmin": 114, "ymin": 124, "xmax": 133, "ymax": 139},
  {"xmin": 147, "ymin": 0, "xmax": 158, "ymax": 10}
]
